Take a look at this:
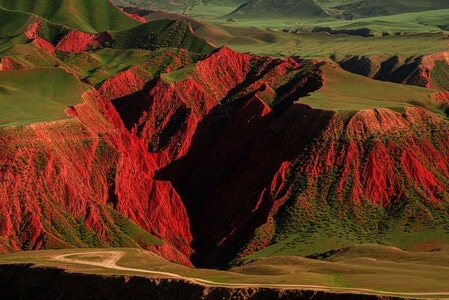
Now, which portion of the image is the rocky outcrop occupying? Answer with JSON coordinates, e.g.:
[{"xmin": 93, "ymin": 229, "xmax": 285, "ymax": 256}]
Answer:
[
  {"xmin": 111, "ymin": 46, "xmax": 449, "ymax": 267},
  {"xmin": 56, "ymin": 30, "xmax": 113, "ymax": 53},
  {"xmin": 2, "ymin": 14, "xmax": 449, "ymax": 271},
  {"xmin": 0, "ymin": 89, "xmax": 193, "ymax": 265}
]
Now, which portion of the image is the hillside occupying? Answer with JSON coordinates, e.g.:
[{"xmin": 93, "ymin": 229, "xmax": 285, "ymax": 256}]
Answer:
[
  {"xmin": 112, "ymin": 19, "xmax": 214, "ymax": 53},
  {"xmin": 110, "ymin": 47, "xmax": 449, "ymax": 268},
  {"xmin": 0, "ymin": 68, "xmax": 90, "ymax": 127},
  {"xmin": 330, "ymin": 0, "xmax": 449, "ymax": 18},
  {"xmin": 0, "ymin": 0, "xmax": 140, "ymax": 33},
  {"xmin": 228, "ymin": 0, "xmax": 330, "ymax": 19},
  {"xmin": 1, "ymin": 2, "xmax": 449, "ymax": 297}
]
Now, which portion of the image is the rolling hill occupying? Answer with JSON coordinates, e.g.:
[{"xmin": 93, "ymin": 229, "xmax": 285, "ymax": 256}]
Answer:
[
  {"xmin": 0, "ymin": 0, "xmax": 140, "ymax": 33},
  {"xmin": 228, "ymin": 0, "xmax": 331, "ymax": 19},
  {"xmin": 330, "ymin": 0, "xmax": 449, "ymax": 18}
]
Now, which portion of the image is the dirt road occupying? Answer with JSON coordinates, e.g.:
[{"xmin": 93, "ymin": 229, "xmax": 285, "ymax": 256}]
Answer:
[{"xmin": 53, "ymin": 250, "xmax": 449, "ymax": 299}]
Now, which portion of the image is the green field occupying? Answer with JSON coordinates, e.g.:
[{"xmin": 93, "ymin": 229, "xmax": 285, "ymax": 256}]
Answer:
[
  {"xmin": 0, "ymin": 68, "xmax": 90, "ymax": 127},
  {"xmin": 311, "ymin": 9, "xmax": 449, "ymax": 35}
]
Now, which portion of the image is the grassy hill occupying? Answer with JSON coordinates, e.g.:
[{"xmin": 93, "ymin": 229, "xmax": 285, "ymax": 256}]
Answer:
[
  {"xmin": 0, "ymin": 0, "xmax": 140, "ymax": 33},
  {"xmin": 302, "ymin": 61, "xmax": 446, "ymax": 114},
  {"xmin": 0, "ymin": 7, "xmax": 35, "ymax": 37},
  {"xmin": 0, "ymin": 68, "xmax": 90, "ymax": 127},
  {"xmin": 112, "ymin": 19, "xmax": 214, "ymax": 54},
  {"xmin": 311, "ymin": 8, "xmax": 449, "ymax": 35},
  {"xmin": 329, "ymin": 0, "xmax": 449, "ymax": 18},
  {"xmin": 228, "ymin": 0, "xmax": 330, "ymax": 19}
]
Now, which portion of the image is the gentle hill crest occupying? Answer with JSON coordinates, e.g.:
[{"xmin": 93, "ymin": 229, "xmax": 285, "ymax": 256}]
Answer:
[
  {"xmin": 228, "ymin": 0, "xmax": 330, "ymax": 19},
  {"xmin": 0, "ymin": 0, "xmax": 140, "ymax": 33}
]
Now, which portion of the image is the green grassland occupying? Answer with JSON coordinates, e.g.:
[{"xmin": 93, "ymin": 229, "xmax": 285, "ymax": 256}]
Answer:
[
  {"xmin": 227, "ymin": 0, "xmax": 330, "ymax": 19},
  {"xmin": 0, "ymin": 68, "xmax": 90, "ymax": 127},
  {"xmin": 0, "ymin": 4, "xmax": 212, "ymax": 129},
  {"xmin": 1, "ymin": 41, "xmax": 205, "ymax": 88},
  {"xmin": 112, "ymin": 19, "xmax": 214, "ymax": 54},
  {"xmin": 311, "ymin": 9, "xmax": 449, "ymax": 35},
  {"xmin": 142, "ymin": 9, "xmax": 449, "ymax": 59},
  {"xmin": 323, "ymin": 0, "xmax": 449, "ymax": 18},
  {"xmin": 302, "ymin": 61, "xmax": 446, "ymax": 114},
  {"xmin": 0, "ymin": 7, "xmax": 35, "ymax": 37},
  {"xmin": 117, "ymin": 0, "xmax": 449, "ymax": 35},
  {"xmin": 1, "ymin": 245, "xmax": 449, "ymax": 296},
  {"xmin": 234, "ymin": 244, "xmax": 449, "ymax": 294},
  {"xmin": 213, "ymin": 27, "xmax": 448, "ymax": 59},
  {"xmin": 0, "ymin": 0, "xmax": 140, "ymax": 33}
]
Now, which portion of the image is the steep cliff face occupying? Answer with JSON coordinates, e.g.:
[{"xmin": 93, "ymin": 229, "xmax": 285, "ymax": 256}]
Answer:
[
  {"xmin": 113, "ymin": 47, "xmax": 322, "ymax": 165},
  {"xmin": 240, "ymin": 106, "xmax": 449, "ymax": 259},
  {"xmin": 110, "ymin": 47, "xmax": 328, "ymax": 266},
  {"xmin": 111, "ymin": 47, "xmax": 449, "ymax": 267},
  {"xmin": 2, "ymin": 4, "xmax": 449, "ymax": 269},
  {"xmin": 0, "ymin": 89, "xmax": 193, "ymax": 265},
  {"xmin": 56, "ymin": 30, "xmax": 113, "ymax": 53}
]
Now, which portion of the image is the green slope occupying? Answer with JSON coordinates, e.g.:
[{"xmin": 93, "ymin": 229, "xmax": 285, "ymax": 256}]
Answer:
[
  {"xmin": 311, "ymin": 8, "xmax": 449, "ymax": 34},
  {"xmin": 0, "ymin": 68, "xmax": 90, "ymax": 127},
  {"xmin": 329, "ymin": 0, "xmax": 449, "ymax": 18},
  {"xmin": 0, "ymin": 6, "xmax": 35, "ymax": 37},
  {"xmin": 0, "ymin": 0, "xmax": 140, "ymax": 33},
  {"xmin": 112, "ymin": 19, "xmax": 214, "ymax": 54},
  {"xmin": 0, "ymin": 6, "xmax": 73, "ymax": 51},
  {"xmin": 302, "ymin": 62, "xmax": 447, "ymax": 114},
  {"xmin": 228, "ymin": 0, "xmax": 330, "ymax": 19}
]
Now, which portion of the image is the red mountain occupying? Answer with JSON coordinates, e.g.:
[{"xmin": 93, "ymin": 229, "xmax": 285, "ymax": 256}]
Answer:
[{"xmin": 1, "ymin": 0, "xmax": 449, "ymax": 270}]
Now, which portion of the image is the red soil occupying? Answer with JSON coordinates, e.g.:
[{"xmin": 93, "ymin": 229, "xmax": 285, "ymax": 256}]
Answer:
[
  {"xmin": 32, "ymin": 37, "xmax": 56, "ymax": 54},
  {"xmin": 118, "ymin": 7, "xmax": 146, "ymax": 23},
  {"xmin": 0, "ymin": 57, "xmax": 25, "ymax": 71},
  {"xmin": 0, "ymin": 89, "xmax": 193, "ymax": 265},
  {"xmin": 98, "ymin": 66, "xmax": 149, "ymax": 99},
  {"xmin": 112, "ymin": 45, "xmax": 449, "ymax": 266},
  {"xmin": 25, "ymin": 21, "xmax": 40, "ymax": 39},
  {"xmin": 2, "ymin": 44, "xmax": 449, "ymax": 268},
  {"xmin": 56, "ymin": 30, "xmax": 113, "ymax": 53}
]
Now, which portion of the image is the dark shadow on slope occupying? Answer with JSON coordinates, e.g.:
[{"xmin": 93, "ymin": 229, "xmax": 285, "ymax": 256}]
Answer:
[
  {"xmin": 155, "ymin": 81, "xmax": 335, "ymax": 268},
  {"xmin": 373, "ymin": 56, "xmax": 421, "ymax": 84},
  {"xmin": 112, "ymin": 77, "xmax": 161, "ymax": 131}
]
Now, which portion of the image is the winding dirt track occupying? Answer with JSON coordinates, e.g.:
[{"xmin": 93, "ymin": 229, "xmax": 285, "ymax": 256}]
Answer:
[{"xmin": 53, "ymin": 250, "xmax": 449, "ymax": 299}]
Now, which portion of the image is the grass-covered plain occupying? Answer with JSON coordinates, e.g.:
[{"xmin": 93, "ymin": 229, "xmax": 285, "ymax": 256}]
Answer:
[
  {"xmin": 0, "ymin": 68, "xmax": 90, "ymax": 127},
  {"xmin": 1, "ymin": 245, "xmax": 449, "ymax": 297}
]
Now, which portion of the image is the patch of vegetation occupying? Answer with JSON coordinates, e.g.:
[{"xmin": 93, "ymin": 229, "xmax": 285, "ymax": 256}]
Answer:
[
  {"xmin": 431, "ymin": 60, "xmax": 449, "ymax": 91},
  {"xmin": 112, "ymin": 19, "xmax": 214, "ymax": 54},
  {"xmin": 110, "ymin": 210, "xmax": 162, "ymax": 248},
  {"xmin": 302, "ymin": 62, "xmax": 444, "ymax": 115},
  {"xmin": 0, "ymin": 68, "xmax": 90, "ymax": 127},
  {"xmin": 76, "ymin": 217, "xmax": 100, "ymax": 247},
  {"xmin": 0, "ymin": 0, "xmax": 140, "ymax": 33}
]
